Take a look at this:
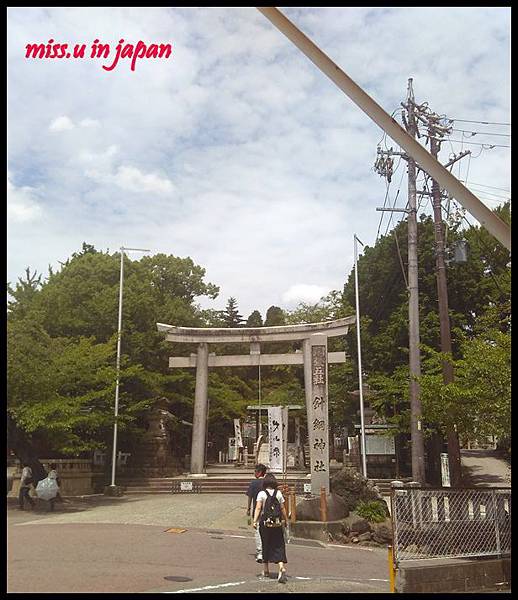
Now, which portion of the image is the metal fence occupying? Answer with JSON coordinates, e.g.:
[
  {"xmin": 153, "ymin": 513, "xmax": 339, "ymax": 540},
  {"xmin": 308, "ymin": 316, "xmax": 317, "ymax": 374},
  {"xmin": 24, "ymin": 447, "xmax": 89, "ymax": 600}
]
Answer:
[{"xmin": 391, "ymin": 486, "xmax": 511, "ymax": 566}]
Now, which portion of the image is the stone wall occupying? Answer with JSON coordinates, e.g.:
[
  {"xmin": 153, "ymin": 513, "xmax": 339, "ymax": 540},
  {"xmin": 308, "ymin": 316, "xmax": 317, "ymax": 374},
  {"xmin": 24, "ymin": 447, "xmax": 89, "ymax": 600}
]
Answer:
[
  {"xmin": 8, "ymin": 459, "xmax": 94, "ymax": 497},
  {"xmin": 396, "ymin": 557, "xmax": 510, "ymax": 593}
]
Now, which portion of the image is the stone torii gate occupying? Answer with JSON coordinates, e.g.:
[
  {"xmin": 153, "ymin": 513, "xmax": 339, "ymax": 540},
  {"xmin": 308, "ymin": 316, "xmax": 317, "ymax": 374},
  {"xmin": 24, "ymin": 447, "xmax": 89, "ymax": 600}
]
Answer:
[{"xmin": 157, "ymin": 316, "xmax": 355, "ymax": 493}]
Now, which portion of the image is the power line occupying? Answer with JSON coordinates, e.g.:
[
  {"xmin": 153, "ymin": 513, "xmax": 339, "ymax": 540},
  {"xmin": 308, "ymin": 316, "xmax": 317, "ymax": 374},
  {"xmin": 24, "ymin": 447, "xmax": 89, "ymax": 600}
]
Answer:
[
  {"xmin": 374, "ymin": 152, "xmax": 404, "ymax": 243},
  {"xmin": 458, "ymin": 180, "xmax": 510, "ymax": 193},
  {"xmin": 446, "ymin": 118, "xmax": 511, "ymax": 126},
  {"xmin": 452, "ymin": 128, "xmax": 510, "ymax": 138},
  {"xmin": 375, "ymin": 179, "xmax": 392, "ymax": 243},
  {"xmin": 480, "ymin": 196, "xmax": 510, "ymax": 208},
  {"xmin": 383, "ymin": 167, "xmax": 406, "ymax": 238},
  {"xmin": 444, "ymin": 138, "xmax": 510, "ymax": 149},
  {"xmin": 394, "ymin": 227, "xmax": 408, "ymax": 290},
  {"xmin": 467, "ymin": 188, "xmax": 511, "ymax": 201}
]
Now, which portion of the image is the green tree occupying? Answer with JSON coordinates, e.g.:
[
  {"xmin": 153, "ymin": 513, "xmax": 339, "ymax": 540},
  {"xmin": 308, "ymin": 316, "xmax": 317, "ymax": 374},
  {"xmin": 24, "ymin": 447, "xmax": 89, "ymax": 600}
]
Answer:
[
  {"xmin": 246, "ymin": 310, "xmax": 263, "ymax": 327},
  {"xmin": 7, "ymin": 268, "xmax": 42, "ymax": 321},
  {"xmin": 419, "ymin": 326, "xmax": 511, "ymax": 443},
  {"xmin": 264, "ymin": 305, "xmax": 286, "ymax": 327},
  {"xmin": 7, "ymin": 318, "xmax": 152, "ymax": 458},
  {"xmin": 7, "ymin": 246, "xmax": 222, "ymax": 463},
  {"xmin": 220, "ymin": 297, "xmax": 245, "ymax": 327},
  {"xmin": 338, "ymin": 204, "xmax": 510, "ymax": 447},
  {"xmin": 287, "ymin": 296, "xmax": 357, "ymax": 435}
]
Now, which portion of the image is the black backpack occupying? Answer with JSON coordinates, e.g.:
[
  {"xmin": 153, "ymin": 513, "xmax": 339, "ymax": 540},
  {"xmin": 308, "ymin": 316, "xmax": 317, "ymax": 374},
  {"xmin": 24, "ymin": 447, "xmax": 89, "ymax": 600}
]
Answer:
[{"xmin": 262, "ymin": 491, "xmax": 283, "ymax": 528}]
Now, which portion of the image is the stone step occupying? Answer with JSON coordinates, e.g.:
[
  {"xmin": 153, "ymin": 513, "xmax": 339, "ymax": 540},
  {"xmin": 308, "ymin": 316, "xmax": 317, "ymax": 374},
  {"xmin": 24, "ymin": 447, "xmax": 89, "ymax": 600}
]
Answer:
[
  {"xmin": 125, "ymin": 489, "xmax": 248, "ymax": 494},
  {"xmin": 122, "ymin": 481, "xmax": 305, "ymax": 489},
  {"xmin": 120, "ymin": 476, "xmax": 395, "ymax": 495},
  {"xmin": 122, "ymin": 477, "xmax": 307, "ymax": 494}
]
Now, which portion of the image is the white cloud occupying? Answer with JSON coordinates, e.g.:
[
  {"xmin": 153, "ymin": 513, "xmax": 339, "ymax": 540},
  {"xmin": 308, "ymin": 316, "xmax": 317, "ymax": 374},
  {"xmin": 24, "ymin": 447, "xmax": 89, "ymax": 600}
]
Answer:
[
  {"xmin": 7, "ymin": 175, "xmax": 42, "ymax": 223},
  {"xmin": 112, "ymin": 166, "xmax": 174, "ymax": 195},
  {"xmin": 7, "ymin": 7, "xmax": 510, "ymax": 318},
  {"xmin": 79, "ymin": 118, "xmax": 100, "ymax": 128},
  {"xmin": 282, "ymin": 284, "xmax": 332, "ymax": 306},
  {"xmin": 49, "ymin": 115, "xmax": 74, "ymax": 131},
  {"xmin": 49, "ymin": 116, "xmax": 100, "ymax": 132},
  {"xmin": 84, "ymin": 161, "xmax": 174, "ymax": 195}
]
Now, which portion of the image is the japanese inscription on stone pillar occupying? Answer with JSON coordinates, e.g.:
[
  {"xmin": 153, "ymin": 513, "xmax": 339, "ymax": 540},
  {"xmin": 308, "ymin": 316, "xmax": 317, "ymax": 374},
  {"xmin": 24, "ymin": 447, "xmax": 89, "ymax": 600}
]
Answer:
[{"xmin": 309, "ymin": 341, "xmax": 329, "ymax": 493}]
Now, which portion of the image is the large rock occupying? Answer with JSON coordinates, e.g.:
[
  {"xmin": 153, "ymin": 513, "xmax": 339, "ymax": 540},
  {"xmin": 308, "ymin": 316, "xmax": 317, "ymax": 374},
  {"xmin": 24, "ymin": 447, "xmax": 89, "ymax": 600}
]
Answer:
[
  {"xmin": 296, "ymin": 492, "xmax": 349, "ymax": 522},
  {"xmin": 330, "ymin": 467, "xmax": 389, "ymax": 514},
  {"xmin": 350, "ymin": 517, "xmax": 370, "ymax": 535},
  {"xmin": 371, "ymin": 520, "xmax": 393, "ymax": 544}
]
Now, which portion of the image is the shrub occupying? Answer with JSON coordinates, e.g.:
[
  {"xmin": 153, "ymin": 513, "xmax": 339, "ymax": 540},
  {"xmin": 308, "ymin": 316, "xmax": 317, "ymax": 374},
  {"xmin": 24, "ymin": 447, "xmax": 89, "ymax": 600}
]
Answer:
[{"xmin": 356, "ymin": 500, "xmax": 388, "ymax": 523}]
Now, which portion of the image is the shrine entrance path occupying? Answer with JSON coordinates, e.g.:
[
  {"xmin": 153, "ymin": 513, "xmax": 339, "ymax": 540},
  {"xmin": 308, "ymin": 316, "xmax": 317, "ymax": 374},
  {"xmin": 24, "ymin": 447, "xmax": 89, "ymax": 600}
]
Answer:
[{"xmin": 8, "ymin": 494, "xmax": 389, "ymax": 593}]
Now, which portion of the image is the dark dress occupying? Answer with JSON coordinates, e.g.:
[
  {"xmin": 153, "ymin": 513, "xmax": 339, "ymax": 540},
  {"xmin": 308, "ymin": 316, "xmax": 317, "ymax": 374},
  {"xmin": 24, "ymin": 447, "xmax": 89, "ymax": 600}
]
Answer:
[{"xmin": 258, "ymin": 489, "xmax": 287, "ymax": 564}]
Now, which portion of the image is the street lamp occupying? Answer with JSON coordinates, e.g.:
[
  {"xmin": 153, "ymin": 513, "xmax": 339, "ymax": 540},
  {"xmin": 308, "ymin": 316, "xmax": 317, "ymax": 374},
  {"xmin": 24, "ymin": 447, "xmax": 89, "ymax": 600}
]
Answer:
[
  {"xmin": 354, "ymin": 234, "xmax": 368, "ymax": 478},
  {"xmin": 110, "ymin": 246, "xmax": 150, "ymax": 488}
]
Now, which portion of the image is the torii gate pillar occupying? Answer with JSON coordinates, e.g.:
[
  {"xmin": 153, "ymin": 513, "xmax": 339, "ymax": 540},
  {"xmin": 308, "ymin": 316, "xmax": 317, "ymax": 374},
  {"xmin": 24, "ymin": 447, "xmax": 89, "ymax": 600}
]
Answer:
[{"xmin": 191, "ymin": 343, "xmax": 209, "ymax": 475}]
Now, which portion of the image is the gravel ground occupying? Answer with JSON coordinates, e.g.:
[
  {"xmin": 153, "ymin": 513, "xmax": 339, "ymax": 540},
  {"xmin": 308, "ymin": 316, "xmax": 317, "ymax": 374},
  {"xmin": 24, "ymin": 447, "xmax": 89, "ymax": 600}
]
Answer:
[
  {"xmin": 9, "ymin": 493, "xmax": 250, "ymax": 530},
  {"xmin": 461, "ymin": 449, "xmax": 511, "ymax": 487}
]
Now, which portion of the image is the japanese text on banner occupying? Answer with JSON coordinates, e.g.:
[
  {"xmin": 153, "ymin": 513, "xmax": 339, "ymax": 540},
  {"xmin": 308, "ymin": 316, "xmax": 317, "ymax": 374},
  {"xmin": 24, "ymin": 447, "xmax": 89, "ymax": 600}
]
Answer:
[{"xmin": 268, "ymin": 406, "xmax": 284, "ymax": 472}]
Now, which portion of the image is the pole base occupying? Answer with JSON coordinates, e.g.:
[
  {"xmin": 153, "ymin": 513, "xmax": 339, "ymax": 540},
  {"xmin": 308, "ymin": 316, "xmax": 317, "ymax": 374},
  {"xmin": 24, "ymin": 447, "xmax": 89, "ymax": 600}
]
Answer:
[{"xmin": 104, "ymin": 485, "xmax": 124, "ymax": 497}]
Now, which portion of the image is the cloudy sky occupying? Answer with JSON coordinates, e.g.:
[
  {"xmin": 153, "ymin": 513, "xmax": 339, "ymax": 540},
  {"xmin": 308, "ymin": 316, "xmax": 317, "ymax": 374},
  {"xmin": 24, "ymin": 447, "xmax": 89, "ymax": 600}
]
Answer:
[{"xmin": 7, "ymin": 7, "xmax": 510, "ymax": 320}]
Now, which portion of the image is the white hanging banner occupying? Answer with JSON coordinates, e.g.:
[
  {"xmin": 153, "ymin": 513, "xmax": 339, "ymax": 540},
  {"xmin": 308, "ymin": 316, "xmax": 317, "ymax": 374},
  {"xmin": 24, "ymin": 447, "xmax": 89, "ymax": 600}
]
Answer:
[
  {"xmin": 441, "ymin": 452, "xmax": 451, "ymax": 487},
  {"xmin": 233, "ymin": 419, "xmax": 244, "ymax": 448},
  {"xmin": 268, "ymin": 406, "xmax": 284, "ymax": 473}
]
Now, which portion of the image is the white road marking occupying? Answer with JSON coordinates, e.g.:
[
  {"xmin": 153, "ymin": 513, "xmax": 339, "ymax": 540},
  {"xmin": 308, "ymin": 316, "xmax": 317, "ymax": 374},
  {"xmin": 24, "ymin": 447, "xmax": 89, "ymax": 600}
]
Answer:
[
  {"xmin": 327, "ymin": 544, "xmax": 376, "ymax": 552},
  {"xmin": 294, "ymin": 576, "xmax": 388, "ymax": 583},
  {"xmin": 166, "ymin": 580, "xmax": 247, "ymax": 593},
  {"xmin": 165, "ymin": 575, "xmax": 387, "ymax": 593}
]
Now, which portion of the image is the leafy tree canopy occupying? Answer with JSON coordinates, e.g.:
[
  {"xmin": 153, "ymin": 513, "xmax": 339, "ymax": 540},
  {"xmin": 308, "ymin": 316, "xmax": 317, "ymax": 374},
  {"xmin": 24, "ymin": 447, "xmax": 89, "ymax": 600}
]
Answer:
[
  {"xmin": 6, "ymin": 245, "xmax": 227, "ymax": 459},
  {"xmin": 246, "ymin": 310, "xmax": 263, "ymax": 327}
]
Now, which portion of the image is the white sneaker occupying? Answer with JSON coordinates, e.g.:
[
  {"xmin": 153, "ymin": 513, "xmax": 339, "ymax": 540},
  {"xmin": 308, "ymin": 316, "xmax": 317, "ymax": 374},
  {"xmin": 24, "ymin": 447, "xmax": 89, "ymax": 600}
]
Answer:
[{"xmin": 256, "ymin": 553, "xmax": 263, "ymax": 563}]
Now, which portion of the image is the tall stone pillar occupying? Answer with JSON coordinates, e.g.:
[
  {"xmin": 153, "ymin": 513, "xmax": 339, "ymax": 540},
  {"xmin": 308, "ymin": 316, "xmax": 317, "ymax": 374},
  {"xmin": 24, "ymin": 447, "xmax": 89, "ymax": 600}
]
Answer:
[
  {"xmin": 303, "ymin": 334, "xmax": 330, "ymax": 493},
  {"xmin": 190, "ymin": 342, "xmax": 209, "ymax": 475}
]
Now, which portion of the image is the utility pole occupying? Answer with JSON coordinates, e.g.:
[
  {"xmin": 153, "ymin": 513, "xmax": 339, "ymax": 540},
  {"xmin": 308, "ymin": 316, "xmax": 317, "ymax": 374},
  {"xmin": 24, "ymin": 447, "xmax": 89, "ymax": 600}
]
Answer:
[
  {"xmin": 403, "ymin": 79, "xmax": 426, "ymax": 484},
  {"xmin": 354, "ymin": 233, "xmax": 368, "ymax": 478},
  {"xmin": 425, "ymin": 115, "xmax": 463, "ymax": 487},
  {"xmin": 374, "ymin": 80, "xmax": 427, "ymax": 484}
]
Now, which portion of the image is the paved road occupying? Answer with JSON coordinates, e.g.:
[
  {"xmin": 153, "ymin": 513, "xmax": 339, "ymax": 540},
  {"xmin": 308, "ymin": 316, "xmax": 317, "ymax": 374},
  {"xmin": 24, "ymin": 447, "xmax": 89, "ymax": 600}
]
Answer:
[
  {"xmin": 8, "ymin": 494, "xmax": 390, "ymax": 593},
  {"xmin": 461, "ymin": 449, "xmax": 511, "ymax": 487}
]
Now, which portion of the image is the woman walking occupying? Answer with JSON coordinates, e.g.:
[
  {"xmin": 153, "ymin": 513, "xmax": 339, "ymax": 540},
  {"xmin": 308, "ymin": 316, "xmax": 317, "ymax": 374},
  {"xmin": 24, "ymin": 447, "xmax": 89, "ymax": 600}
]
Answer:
[{"xmin": 252, "ymin": 473, "xmax": 288, "ymax": 584}]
